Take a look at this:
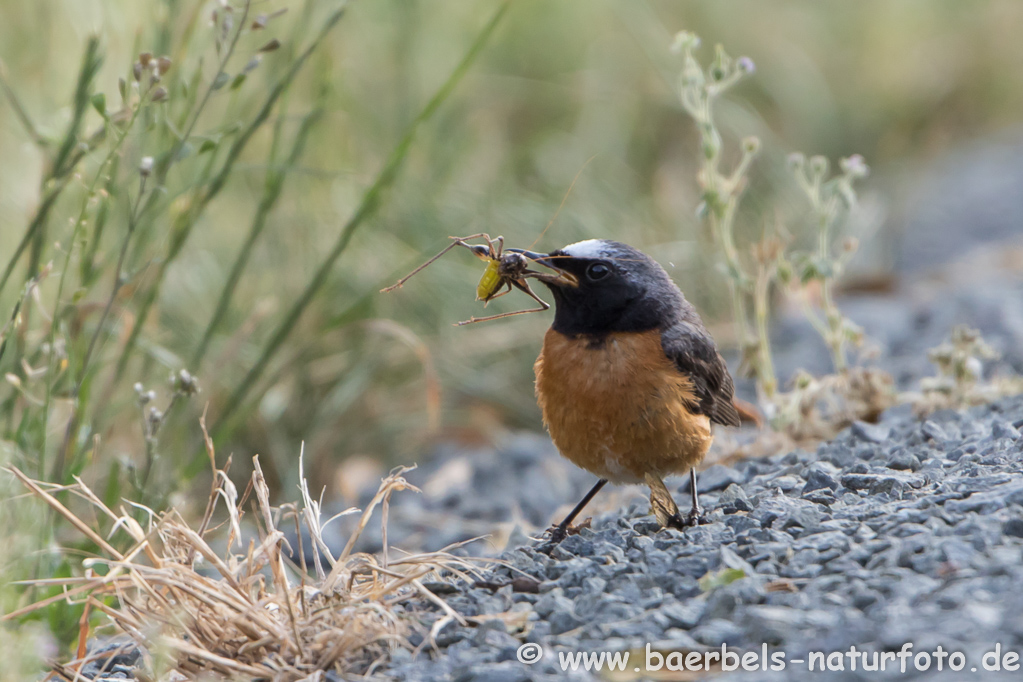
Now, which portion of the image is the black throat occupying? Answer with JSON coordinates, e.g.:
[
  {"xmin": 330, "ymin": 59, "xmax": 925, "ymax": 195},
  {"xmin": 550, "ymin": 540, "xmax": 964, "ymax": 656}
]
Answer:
[{"xmin": 546, "ymin": 282, "xmax": 684, "ymax": 338}]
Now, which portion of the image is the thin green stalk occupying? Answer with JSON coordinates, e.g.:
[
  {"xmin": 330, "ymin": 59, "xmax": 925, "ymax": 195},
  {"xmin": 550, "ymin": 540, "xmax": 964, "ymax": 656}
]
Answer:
[
  {"xmin": 191, "ymin": 105, "xmax": 322, "ymax": 368},
  {"xmin": 211, "ymin": 0, "xmax": 513, "ymax": 438},
  {"xmin": 815, "ymin": 202, "xmax": 846, "ymax": 371},
  {"xmin": 0, "ymin": 289, "xmax": 27, "ymax": 369},
  {"xmin": 0, "ymin": 37, "xmax": 102, "ymax": 298},
  {"xmin": 80, "ymin": 157, "xmax": 120, "ymax": 286},
  {"xmin": 120, "ymin": 2, "xmax": 250, "ymax": 269},
  {"xmin": 753, "ymin": 263, "xmax": 776, "ymax": 398},
  {"xmin": 113, "ymin": 2, "xmax": 350, "ymax": 383},
  {"xmin": 708, "ymin": 202, "xmax": 750, "ymax": 354},
  {"xmin": 0, "ymin": 58, "xmax": 48, "ymax": 149},
  {"xmin": 797, "ymin": 295, "xmax": 831, "ymax": 342},
  {"xmin": 52, "ymin": 173, "xmax": 150, "ymax": 482},
  {"xmin": 39, "ymin": 101, "xmax": 147, "ymax": 479},
  {"xmin": 0, "ymin": 179, "xmax": 73, "ymax": 297},
  {"xmin": 136, "ymin": 1, "xmax": 252, "ymax": 224},
  {"xmin": 136, "ymin": 391, "xmax": 182, "ymax": 494},
  {"xmin": 52, "ymin": 38, "xmax": 103, "ymax": 179}
]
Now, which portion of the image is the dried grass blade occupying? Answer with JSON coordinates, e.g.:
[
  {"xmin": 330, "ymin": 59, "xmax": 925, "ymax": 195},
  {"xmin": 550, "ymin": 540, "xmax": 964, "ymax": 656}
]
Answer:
[{"xmin": 6, "ymin": 466, "xmax": 123, "ymax": 560}]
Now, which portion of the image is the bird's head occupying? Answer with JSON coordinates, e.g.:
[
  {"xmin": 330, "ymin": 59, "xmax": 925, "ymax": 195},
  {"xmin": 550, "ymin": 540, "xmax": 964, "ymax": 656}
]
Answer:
[{"xmin": 514, "ymin": 239, "xmax": 689, "ymax": 336}]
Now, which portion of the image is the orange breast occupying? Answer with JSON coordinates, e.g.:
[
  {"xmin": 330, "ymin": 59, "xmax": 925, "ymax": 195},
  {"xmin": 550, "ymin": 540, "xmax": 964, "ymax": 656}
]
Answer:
[{"xmin": 534, "ymin": 328, "xmax": 713, "ymax": 483}]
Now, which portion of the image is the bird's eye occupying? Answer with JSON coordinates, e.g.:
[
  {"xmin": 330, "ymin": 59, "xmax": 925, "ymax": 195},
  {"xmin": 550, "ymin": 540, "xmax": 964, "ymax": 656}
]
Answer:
[{"xmin": 586, "ymin": 262, "xmax": 611, "ymax": 281}]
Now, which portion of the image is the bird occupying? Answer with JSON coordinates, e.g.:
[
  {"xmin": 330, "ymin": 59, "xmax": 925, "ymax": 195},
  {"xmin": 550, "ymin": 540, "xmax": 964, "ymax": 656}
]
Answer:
[{"xmin": 518, "ymin": 239, "xmax": 741, "ymax": 543}]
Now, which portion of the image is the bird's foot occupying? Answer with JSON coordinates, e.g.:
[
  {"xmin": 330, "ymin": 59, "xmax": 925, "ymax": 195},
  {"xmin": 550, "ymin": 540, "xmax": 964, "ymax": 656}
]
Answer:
[
  {"xmin": 536, "ymin": 518, "xmax": 591, "ymax": 553},
  {"xmin": 666, "ymin": 507, "xmax": 708, "ymax": 529},
  {"xmin": 535, "ymin": 525, "xmax": 567, "ymax": 554},
  {"xmin": 547, "ymin": 524, "xmax": 568, "ymax": 544},
  {"xmin": 684, "ymin": 506, "xmax": 709, "ymax": 527}
]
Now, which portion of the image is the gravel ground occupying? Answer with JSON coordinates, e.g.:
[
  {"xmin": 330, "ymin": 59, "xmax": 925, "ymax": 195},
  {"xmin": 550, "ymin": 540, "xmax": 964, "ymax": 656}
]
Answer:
[
  {"xmin": 385, "ymin": 396, "xmax": 1023, "ymax": 681},
  {"xmin": 82, "ymin": 389, "xmax": 1023, "ymax": 681}
]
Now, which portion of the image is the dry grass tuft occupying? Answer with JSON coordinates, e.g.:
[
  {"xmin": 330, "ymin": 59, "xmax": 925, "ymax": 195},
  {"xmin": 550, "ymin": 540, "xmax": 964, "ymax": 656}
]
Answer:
[
  {"xmin": 906, "ymin": 325, "xmax": 1023, "ymax": 418},
  {"xmin": 769, "ymin": 366, "xmax": 897, "ymax": 444},
  {"xmin": 4, "ymin": 421, "xmax": 488, "ymax": 680}
]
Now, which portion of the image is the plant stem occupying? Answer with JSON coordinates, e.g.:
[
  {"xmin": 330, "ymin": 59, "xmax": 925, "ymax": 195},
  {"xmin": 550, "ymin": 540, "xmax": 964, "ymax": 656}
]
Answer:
[
  {"xmin": 816, "ymin": 205, "xmax": 846, "ymax": 371},
  {"xmin": 0, "ymin": 179, "xmax": 74, "ymax": 298},
  {"xmin": 39, "ymin": 101, "xmax": 147, "ymax": 479},
  {"xmin": 135, "ymin": 1, "xmax": 252, "ymax": 226},
  {"xmin": 137, "ymin": 392, "xmax": 182, "ymax": 494},
  {"xmin": 0, "ymin": 38, "xmax": 101, "ymax": 299},
  {"xmin": 113, "ymin": 2, "xmax": 349, "ymax": 384},
  {"xmin": 753, "ymin": 262, "xmax": 776, "ymax": 398},
  {"xmin": 0, "ymin": 58, "xmax": 48, "ymax": 149},
  {"xmin": 51, "ymin": 171, "xmax": 150, "ymax": 483},
  {"xmin": 191, "ymin": 105, "xmax": 322, "ymax": 368},
  {"xmin": 211, "ymin": 0, "xmax": 513, "ymax": 439}
]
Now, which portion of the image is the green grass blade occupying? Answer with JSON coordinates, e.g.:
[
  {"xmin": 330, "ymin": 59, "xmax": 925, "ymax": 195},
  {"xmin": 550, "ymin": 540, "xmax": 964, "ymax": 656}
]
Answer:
[
  {"xmin": 211, "ymin": 0, "xmax": 514, "ymax": 439},
  {"xmin": 112, "ymin": 2, "xmax": 350, "ymax": 383}
]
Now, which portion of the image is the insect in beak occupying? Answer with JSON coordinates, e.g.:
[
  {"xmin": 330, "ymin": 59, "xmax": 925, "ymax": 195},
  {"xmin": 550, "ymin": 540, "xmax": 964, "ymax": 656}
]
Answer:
[
  {"xmin": 506, "ymin": 249, "xmax": 579, "ymax": 288},
  {"xmin": 382, "ymin": 233, "xmax": 565, "ymax": 325}
]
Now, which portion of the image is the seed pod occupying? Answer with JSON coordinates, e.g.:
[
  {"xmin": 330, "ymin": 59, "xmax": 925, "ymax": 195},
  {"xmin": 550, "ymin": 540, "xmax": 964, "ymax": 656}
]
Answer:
[
  {"xmin": 809, "ymin": 155, "xmax": 829, "ymax": 179},
  {"xmin": 840, "ymin": 154, "xmax": 869, "ymax": 179},
  {"xmin": 670, "ymin": 31, "xmax": 700, "ymax": 54}
]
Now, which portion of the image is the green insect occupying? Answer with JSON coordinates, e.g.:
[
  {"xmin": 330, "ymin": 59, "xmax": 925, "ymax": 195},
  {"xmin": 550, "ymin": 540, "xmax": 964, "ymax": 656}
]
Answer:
[{"xmin": 382, "ymin": 233, "xmax": 555, "ymax": 325}]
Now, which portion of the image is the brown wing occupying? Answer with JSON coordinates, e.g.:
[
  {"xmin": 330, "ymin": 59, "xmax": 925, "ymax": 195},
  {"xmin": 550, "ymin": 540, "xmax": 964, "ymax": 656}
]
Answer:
[{"xmin": 660, "ymin": 321, "xmax": 741, "ymax": 427}]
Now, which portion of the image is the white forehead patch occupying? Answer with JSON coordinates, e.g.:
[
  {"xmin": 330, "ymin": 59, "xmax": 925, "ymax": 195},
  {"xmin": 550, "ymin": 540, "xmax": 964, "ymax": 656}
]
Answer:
[{"xmin": 560, "ymin": 239, "xmax": 609, "ymax": 259}]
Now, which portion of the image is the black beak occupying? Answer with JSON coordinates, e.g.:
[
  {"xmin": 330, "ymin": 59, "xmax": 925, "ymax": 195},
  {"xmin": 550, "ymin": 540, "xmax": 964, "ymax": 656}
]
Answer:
[{"xmin": 505, "ymin": 248, "xmax": 578, "ymax": 288}]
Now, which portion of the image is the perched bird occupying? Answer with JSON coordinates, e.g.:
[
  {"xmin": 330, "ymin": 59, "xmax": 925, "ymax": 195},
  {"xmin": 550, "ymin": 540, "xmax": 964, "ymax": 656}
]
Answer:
[{"xmin": 521, "ymin": 239, "xmax": 741, "ymax": 543}]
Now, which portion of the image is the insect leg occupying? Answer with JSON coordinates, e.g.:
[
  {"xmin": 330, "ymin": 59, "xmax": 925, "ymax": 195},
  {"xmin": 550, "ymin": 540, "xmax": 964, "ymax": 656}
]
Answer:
[
  {"xmin": 381, "ymin": 233, "xmax": 491, "ymax": 292},
  {"xmin": 454, "ymin": 279, "xmax": 551, "ymax": 325},
  {"xmin": 510, "ymin": 278, "xmax": 550, "ymax": 310}
]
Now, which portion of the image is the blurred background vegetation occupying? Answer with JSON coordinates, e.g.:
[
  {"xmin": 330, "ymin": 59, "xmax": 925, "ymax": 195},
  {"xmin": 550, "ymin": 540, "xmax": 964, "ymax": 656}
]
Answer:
[{"xmin": 2, "ymin": 0, "xmax": 1023, "ymax": 664}]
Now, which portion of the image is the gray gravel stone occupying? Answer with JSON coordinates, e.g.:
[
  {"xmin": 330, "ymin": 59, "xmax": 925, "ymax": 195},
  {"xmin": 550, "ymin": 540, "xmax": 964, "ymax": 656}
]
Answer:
[
  {"xmin": 851, "ymin": 421, "xmax": 891, "ymax": 443},
  {"xmin": 719, "ymin": 483, "xmax": 753, "ymax": 512}
]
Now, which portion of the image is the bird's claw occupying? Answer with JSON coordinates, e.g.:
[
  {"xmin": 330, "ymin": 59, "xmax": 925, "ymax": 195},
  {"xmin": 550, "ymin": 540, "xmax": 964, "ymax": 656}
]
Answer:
[
  {"xmin": 535, "ymin": 525, "xmax": 568, "ymax": 554},
  {"xmin": 538, "ymin": 516, "xmax": 597, "ymax": 552},
  {"xmin": 546, "ymin": 525, "xmax": 568, "ymax": 544},
  {"xmin": 666, "ymin": 508, "xmax": 708, "ymax": 529},
  {"xmin": 685, "ymin": 507, "xmax": 709, "ymax": 527}
]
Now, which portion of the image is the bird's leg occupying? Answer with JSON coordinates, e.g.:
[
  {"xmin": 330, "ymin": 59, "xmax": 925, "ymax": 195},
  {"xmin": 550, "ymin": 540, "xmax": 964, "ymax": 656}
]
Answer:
[
  {"xmin": 542, "ymin": 478, "xmax": 607, "ymax": 546},
  {"xmin": 683, "ymin": 468, "xmax": 708, "ymax": 527}
]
